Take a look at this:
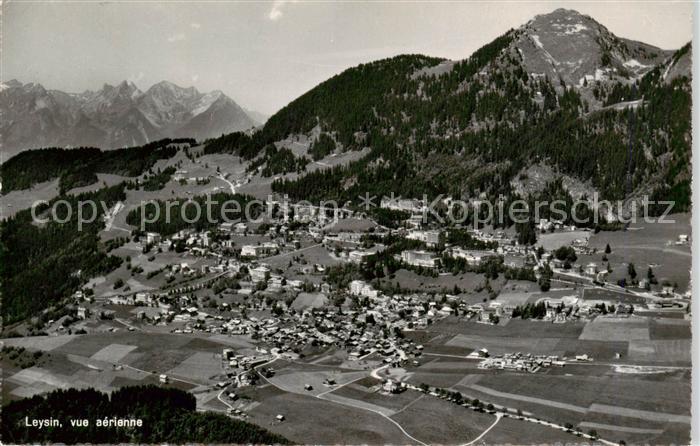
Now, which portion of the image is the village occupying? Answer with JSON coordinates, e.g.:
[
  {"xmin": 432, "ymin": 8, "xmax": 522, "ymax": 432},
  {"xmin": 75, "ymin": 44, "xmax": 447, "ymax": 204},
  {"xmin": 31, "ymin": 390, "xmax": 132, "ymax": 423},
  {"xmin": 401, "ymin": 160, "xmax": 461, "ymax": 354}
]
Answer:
[
  {"xmin": 3, "ymin": 187, "xmax": 691, "ymax": 445},
  {"xmin": 32, "ymin": 194, "xmax": 682, "ymax": 389}
]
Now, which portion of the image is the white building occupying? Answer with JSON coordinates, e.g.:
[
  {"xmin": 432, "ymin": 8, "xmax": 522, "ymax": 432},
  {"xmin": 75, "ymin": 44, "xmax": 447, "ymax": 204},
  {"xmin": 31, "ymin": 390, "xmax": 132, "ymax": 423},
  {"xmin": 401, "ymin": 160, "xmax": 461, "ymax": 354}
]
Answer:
[
  {"xmin": 348, "ymin": 250, "xmax": 373, "ymax": 264},
  {"xmin": 250, "ymin": 265, "xmax": 271, "ymax": 283},
  {"xmin": 449, "ymin": 248, "xmax": 495, "ymax": 266},
  {"xmin": 406, "ymin": 230, "xmax": 441, "ymax": 247},
  {"xmin": 400, "ymin": 250, "xmax": 437, "ymax": 268},
  {"xmin": 241, "ymin": 242, "xmax": 279, "ymax": 258},
  {"xmin": 144, "ymin": 232, "xmax": 162, "ymax": 244},
  {"xmin": 349, "ymin": 280, "xmax": 379, "ymax": 298},
  {"xmin": 380, "ymin": 197, "xmax": 425, "ymax": 213}
]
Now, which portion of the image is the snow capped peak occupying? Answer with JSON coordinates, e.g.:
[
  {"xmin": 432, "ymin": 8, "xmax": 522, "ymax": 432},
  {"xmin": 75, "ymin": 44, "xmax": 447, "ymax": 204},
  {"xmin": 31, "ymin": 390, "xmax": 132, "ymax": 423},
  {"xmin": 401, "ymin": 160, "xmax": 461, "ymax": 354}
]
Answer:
[
  {"xmin": 190, "ymin": 90, "xmax": 225, "ymax": 117},
  {"xmin": 146, "ymin": 80, "xmax": 200, "ymax": 101}
]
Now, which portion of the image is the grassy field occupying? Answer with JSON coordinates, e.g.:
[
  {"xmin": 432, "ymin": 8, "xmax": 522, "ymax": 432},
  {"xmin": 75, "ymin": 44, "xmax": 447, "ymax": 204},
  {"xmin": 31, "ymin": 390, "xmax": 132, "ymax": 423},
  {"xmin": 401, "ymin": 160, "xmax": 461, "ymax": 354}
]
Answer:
[
  {"xmin": 332, "ymin": 382, "xmax": 422, "ymax": 412},
  {"xmin": 0, "ymin": 179, "xmax": 60, "ymax": 219},
  {"xmin": 269, "ymin": 360, "xmax": 368, "ymax": 397},
  {"xmin": 246, "ymin": 391, "xmax": 411, "ymax": 444},
  {"xmin": 378, "ymin": 269, "xmax": 490, "ymax": 295},
  {"xmin": 649, "ymin": 318, "xmax": 691, "ymax": 340},
  {"xmin": 586, "ymin": 214, "xmax": 691, "ymax": 292},
  {"xmin": 627, "ymin": 339, "xmax": 691, "ymax": 364},
  {"xmin": 479, "ymin": 416, "xmax": 583, "ymax": 444},
  {"xmin": 581, "ymin": 287, "xmax": 649, "ymax": 304},
  {"xmin": 578, "ymin": 316, "xmax": 650, "ymax": 341},
  {"xmin": 390, "ymin": 395, "xmax": 495, "ymax": 444},
  {"xmin": 428, "ymin": 317, "xmax": 587, "ymax": 339},
  {"xmin": 1, "ymin": 331, "xmax": 239, "ymax": 400},
  {"xmin": 290, "ymin": 292, "xmax": 329, "ymax": 311},
  {"xmin": 537, "ymin": 230, "xmax": 591, "ymax": 251},
  {"xmin": 473, "ymin": 373, "xmax": 690, "ymax": 415},
  {"xmin": 397, "ymin": 308, "xmax": 691, "ymax": 443}
]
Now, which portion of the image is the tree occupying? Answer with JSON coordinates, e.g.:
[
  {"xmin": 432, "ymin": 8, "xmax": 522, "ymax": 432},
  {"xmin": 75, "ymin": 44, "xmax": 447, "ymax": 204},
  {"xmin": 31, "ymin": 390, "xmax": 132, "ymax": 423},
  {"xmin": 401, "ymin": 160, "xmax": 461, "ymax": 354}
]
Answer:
[
  {"xmin": 538, "ymin": 264, "xmax": 553, "ymax": 292},
  {"xmin": 647, "ymin": 266, "xmax": 657, "ymax": 284},
  {"xmin": 628, "ymin": 263, "xmax": 637, "ymax": 279},
  {"xmin": 2, "ymin": 385, "xmax": 289, "ymax": 444},
  {"xmin": 605, "ymin": 243, "xmax": 612, "ymax": 254}
]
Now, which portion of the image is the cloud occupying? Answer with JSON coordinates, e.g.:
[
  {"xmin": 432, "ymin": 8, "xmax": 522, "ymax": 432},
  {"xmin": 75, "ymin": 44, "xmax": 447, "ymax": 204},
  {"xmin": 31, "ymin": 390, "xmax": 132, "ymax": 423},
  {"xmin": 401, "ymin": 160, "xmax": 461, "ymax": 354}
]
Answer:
[
  {"xmin": 167, "ymin": 33, "xmax": 186, "ymax": 43},
  {"xmin": 268, "ymin": 0, "xmax": 297, "ymax": 21},
  {"xmin": 190, "ymin": 23, "xmax": 201, "ymax": 29}
]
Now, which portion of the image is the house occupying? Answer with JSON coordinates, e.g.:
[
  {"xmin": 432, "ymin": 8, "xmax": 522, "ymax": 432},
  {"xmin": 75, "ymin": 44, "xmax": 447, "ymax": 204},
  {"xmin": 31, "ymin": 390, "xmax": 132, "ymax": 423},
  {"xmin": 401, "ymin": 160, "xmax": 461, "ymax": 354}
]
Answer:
[
  {"xmin": 250, "ymin": 265, "xmax": 270, "ymax": 283},
  {"xmin": 479, "ymin": 309, "xmax": 497, "ymax": 323},
  {"xmin": 77, "ymin": 306, "xmax": 88, "ymax": 319},
  {"xmin": 585, "ymin": 263, "xmax": 597, "ymax": 276},
  {"xmin": 144, "ymin": 232, "xmax": 162, "ymax": 245},
  {"xmin": 382, "ymin": 379, "xmax": 405, "ymax": 393},
  {"xmin": 241, "ymin": 245, "xmax": 260, "ymax": 257},
  {"xmin": 159, "ymin": 374, "xmax": 169, "ymax": 383},
  {"xmin": 135, "ymin": 292, "xmax": 150, "ymax": 304}
]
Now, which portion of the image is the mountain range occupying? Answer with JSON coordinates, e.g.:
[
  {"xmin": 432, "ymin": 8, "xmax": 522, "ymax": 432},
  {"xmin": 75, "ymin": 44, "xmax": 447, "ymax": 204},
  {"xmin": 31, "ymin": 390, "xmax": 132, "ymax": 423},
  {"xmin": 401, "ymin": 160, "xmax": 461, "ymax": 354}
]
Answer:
[
  {"xmin": 1, "ymin": 9, "xmax": 692, "ymax": 211},
  {"xmin": 0, "ymin": 80, "xmax": 262, "ymax": 157}
]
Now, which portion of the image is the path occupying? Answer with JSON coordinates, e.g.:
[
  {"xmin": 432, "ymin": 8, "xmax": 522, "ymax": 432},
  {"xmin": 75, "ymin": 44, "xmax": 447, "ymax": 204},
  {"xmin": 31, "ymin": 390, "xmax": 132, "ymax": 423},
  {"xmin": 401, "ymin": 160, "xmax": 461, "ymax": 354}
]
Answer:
[
  {"xmin": 256, "ymin": 360, "xmax": 428, "ymax": 445},
  {"xmin": 461, "ymin": 413, "xmax": 503, "ymax": 446},
  {"xmin": 217, "ymin": 174, "xmax": 236, "ymax": 194}
]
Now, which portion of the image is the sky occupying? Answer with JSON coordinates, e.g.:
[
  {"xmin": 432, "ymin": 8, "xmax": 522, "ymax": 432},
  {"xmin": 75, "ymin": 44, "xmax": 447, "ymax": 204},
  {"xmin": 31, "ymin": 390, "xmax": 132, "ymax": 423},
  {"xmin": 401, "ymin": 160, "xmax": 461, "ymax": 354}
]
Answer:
[{"xmin": 3, "ymin": 1, "xmax": 693, "ymax": 115}]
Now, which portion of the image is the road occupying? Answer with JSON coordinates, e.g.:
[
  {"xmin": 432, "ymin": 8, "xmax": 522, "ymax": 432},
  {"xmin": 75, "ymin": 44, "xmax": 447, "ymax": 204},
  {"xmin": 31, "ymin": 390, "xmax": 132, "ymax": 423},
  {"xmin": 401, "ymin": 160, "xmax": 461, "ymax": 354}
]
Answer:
[
  {"xmin": 217, "ymin": 388, "xmax": 235, "ymax": 411},
  {"xmin": 217, "ymin": 174, "xmax": 237, "ymax": 194},
  {"xmin": 253, "ymin": 360, "xmax": 428, "ymax": 445},
  {"xmin": 461, "ymin": 413, "xmax": 503, "ymax": 446},
  {"xmin": 121, "ymin": 363, "xmax": 204, "ymax": 387},
  {"xmin": 114, "ymin": 318, "xmax": 141, "ymax": 331}
]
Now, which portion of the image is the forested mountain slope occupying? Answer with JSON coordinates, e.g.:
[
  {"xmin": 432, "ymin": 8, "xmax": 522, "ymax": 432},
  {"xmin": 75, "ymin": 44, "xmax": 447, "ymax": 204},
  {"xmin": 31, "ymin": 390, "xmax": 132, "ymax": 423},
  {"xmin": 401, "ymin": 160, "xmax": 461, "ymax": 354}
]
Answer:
[{"xmin": 205, "ymin": 9, "xmax": 691, "ymax": 213}]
